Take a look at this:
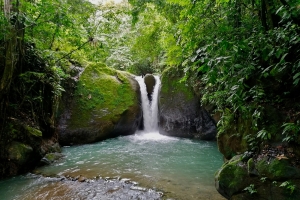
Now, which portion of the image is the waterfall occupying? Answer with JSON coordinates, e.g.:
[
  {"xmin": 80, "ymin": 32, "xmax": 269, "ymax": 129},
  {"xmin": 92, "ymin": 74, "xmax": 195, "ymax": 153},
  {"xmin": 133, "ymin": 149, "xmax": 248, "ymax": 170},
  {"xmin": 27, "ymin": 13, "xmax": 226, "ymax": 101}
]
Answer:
[{"xmin": 135, "ymin": 75, "xmax": 160, "ymax": 132}]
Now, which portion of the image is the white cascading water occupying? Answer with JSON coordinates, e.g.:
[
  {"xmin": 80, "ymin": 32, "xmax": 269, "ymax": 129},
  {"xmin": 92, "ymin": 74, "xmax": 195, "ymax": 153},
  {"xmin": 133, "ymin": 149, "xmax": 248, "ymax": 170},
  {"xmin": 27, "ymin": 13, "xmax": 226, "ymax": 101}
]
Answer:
[{"xmin": 135, "ymin": 75, "xmax": 161, "ymax": 132}]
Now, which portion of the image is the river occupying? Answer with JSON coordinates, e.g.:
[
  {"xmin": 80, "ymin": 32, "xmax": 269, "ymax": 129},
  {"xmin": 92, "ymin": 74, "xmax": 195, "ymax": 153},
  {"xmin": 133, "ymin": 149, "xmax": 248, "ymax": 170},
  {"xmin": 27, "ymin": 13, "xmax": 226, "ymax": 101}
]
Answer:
[{"xmin": 0, "ymin": 132, "xmax": 224, "ymax": 199}]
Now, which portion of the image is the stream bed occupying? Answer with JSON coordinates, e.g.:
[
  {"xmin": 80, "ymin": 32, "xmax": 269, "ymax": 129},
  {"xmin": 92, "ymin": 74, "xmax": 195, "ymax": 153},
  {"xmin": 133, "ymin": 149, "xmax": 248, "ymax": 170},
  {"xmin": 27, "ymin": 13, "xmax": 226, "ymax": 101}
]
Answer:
[{"xmin": 0, "ymin": 132, "xmax": 225, "ymax": 200}]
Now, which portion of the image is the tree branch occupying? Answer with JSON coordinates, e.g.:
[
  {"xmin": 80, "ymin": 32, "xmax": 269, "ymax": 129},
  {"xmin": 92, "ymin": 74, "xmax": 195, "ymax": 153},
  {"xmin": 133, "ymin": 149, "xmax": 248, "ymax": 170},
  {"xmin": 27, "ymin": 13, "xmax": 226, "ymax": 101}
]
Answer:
[{"xmin": 55, "ymin": 39, "xmax": 92, "ymax": 63}]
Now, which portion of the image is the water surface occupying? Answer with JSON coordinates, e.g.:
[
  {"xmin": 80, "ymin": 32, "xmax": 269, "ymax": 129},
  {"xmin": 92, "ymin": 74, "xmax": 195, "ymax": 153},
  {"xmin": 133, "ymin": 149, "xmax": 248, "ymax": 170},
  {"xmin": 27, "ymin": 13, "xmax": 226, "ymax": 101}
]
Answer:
[{"xmin": 0, "ymin": 132, "xmax": 225, "ymax": 200}]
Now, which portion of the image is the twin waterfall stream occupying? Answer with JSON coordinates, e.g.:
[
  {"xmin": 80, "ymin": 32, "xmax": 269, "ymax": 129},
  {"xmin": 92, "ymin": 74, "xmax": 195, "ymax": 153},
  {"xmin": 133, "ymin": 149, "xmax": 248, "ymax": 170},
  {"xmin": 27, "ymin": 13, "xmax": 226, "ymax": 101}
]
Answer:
[
  {"xmin": 0, "ymin": 76, "xmax": 224, "ymax": 200},
  {"xmin": 135, "ymin": 75, "xmax": 160, "ymax": 133}
]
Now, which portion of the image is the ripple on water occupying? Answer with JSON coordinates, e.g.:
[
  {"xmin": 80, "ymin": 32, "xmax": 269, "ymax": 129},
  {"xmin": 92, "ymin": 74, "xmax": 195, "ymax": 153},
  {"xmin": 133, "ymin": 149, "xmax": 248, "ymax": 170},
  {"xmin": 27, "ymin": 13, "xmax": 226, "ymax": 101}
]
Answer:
[{"xmin": 0, "ymin": 134, "xmax": 225, "ymax": 200}]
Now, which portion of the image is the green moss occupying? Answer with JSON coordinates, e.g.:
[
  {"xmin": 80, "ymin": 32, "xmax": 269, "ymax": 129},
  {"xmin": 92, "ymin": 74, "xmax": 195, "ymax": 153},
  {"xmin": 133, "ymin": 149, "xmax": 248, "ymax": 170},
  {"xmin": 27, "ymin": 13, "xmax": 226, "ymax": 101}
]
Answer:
[
  {"xmin": 45, "ymin": 153, "xmax": 55, "ymax": 161},
  {"xmin": 247, "ymin": 158, "xmax": 256, "ymax": 175},
  {"xmin": 45, "ymin": 153, "xmax": 63, "ymax": 162},
  {"xmin": 69, "ymin": 63, "xmax": 137, "ymax": 128},
  {"xmin": 257, "ymin": 158, "xmax": 300, "ymax": 180},
  {"xmin": 217, "ymin": 132, "xmax": 249, "ymax": 160},
  {"xmin": 247, "ymin": 158, "xmax": 254, "ymax": 169},
  {"xmin": 217, "ymin": 114, "xmax": 254, "ymax": 159},
  {"xmin": 160, "ymin": 66, "xmax": 194, "ymax": 101},
  {"xmin": 216, "ymin": 155, "xmax": 249, "ymax": 197},
  {"xmin": 25, "ymin": 126, "xmax": 42, "ymax": 137},
  {"xmin": 8, "ymin": 142, "xmax": 33, "ymax": 165}
]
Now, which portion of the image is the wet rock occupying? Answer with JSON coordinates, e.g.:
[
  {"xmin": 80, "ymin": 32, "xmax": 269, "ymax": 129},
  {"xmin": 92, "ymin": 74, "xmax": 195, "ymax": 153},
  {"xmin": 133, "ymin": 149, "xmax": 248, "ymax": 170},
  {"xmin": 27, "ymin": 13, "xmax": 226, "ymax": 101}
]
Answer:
[
  {"xmin": 76, "ymin": 176, "xmax": 162, "ymax": 199},
  {"xmin": 39, "ymin": 157, "xmax": 51, "ymax": 165},
  {"xmin": 144, "ymin": 74, "xmax": 156, "ymax": 101},
  {"xmin": 14, "ymin": 173, "xmax": 164, "ymax": 199},
  {"xmin": 159, "ymin": 67, "xmax": 217, "ymax": 140},
  {"xmin": 50, "ymin": 143, "xmax": 61, "ymax": 153},
  {"xmin": 40, "ymin": 152, "xmax": 64, "ymax": 165},
  {"xmin": 40, "ymin": 141, "xmax": 62, "ymax": 156},
  {"xmin": 78, "ymin": 175, "xmax": 86, "ymax": 182},
  {"xmin": 130, "ymin": 186, "xmax": 147, "ymax": 191}
]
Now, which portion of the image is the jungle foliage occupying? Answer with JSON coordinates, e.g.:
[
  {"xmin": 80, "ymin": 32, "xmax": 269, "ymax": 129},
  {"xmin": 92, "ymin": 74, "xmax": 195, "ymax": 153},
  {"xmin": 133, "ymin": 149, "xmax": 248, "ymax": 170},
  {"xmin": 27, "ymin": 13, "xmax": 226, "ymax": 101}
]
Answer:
[
  {"xmin": 0, "ymin": 0, "xmax": 96, "ymax": 144},
  {"xmin": 0, "ymin": 0, "xmax": 166, "ymax": 135},
  {"xmin": 1, "ymin": 0, "xmax": 300, "ymax": 152},
  {"xmin": 128, "ymin": 0, "xmax": 300, "ymax": 147}
]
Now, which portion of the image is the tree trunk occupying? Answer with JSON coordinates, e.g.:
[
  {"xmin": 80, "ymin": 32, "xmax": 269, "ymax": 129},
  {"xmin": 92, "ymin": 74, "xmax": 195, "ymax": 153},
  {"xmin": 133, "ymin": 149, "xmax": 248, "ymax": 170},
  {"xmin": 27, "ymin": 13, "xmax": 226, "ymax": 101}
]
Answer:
[
  {"xmin": 261, "ymin": 0, "xmax": 268, "ymax": 31},
  {"xmin": 4, "ymin": 0, "xmax": 11, "ymax": 17},
  {"xmin": 0, "ymin": 0, "xmax": 23, "ymax": 118},
  {"xmin": 0, "ymin": 29, "xmax": 17, "ymax": 98},
  {"xmin": 234, "ymin": 0, "xmax": 242, "ymax": 28}
]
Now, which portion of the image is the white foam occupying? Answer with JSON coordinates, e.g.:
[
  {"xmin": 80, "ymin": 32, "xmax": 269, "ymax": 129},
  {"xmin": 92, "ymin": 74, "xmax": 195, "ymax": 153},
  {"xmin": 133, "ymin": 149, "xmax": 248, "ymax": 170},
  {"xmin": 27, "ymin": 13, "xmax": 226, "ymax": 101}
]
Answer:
[
  {"xmin": 135, "ymin": 75, "xmax": 160, "ymax": 132},
  {"xmin": 131, "ymin": 131, "xmax": 178, "ymax": 141}
]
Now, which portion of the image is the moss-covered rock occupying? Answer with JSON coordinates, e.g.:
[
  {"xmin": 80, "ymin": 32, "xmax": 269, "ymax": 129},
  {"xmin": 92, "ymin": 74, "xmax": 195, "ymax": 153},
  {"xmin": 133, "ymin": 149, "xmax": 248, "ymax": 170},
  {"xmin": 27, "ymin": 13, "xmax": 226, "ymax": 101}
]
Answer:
[
  {"xmin": 44, "ymin": 152, "xmax": 62, "ymax": 161},
  {"xmin": 256, "ymin": 157, "xmax": 300, "ymax": 180},
  {"xmin": 7, "ymin": 141, "xmax": 33, "ymax": 165},
  {"xmin": 247, "ymin": 157, "xmax": 259, "ymax": 176},
  {"xmin": 158, "ymin": 67, "xmax": 216, "ymax": 140},
  {"xmin": 215, "ymin": 101, "xmax": 299, "ymax": 198},
  {"xmin": 0, "ymin": 119, "xmax": 60, "ymax": 179},
  {"xmin": 215, "ymin": 155, "xmax": 251, "ymax": 198},
  {"xmin": 57, "ymin": 63, "xmax": 142, "ymax": 145},
  {"xmin": 216, "ymin": 153, "xmax": 300, "ymax": 199},
  {"xmin": 40, "ymin": 152, "xmax": 64, "ymax": 165},
  {"xmin": 231, "ymin": 180, "xmax": 300, "ymax": 200},
  {"xmin": 217, "ymin": 114, "xmax": 253, "ymax": 160},
  {"xmin": 40, "ymin": 141, "xmax": 61, "ymax": 155}
]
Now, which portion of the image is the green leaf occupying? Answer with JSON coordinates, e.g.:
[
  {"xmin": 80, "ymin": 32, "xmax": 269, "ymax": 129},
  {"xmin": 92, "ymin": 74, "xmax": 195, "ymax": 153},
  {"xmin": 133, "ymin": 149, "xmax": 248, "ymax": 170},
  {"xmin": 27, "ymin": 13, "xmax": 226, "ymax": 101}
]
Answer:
[
  {"xmin": 197, "ymin": 65, "xmax": 209, "ymax": 72},
  {"xmin": 231, "ymin": 85, "xmax": 239, "ymax": 91},
  {"xmin": 293, "ymin": 72, "xmax": 300, "ymax": 80},
  {"xmin": 280, "ymin": 53, "xmax": 288, "ymax": 63},
  {"xmin": 276, "ymin": 6, "xmax": 284, "ymax": 14}
]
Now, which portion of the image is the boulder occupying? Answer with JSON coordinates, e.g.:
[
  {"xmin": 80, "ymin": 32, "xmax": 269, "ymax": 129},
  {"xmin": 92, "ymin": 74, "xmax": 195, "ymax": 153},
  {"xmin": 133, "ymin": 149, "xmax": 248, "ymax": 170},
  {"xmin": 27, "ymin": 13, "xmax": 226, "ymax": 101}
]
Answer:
[
  {"xmin": 216, "ymin": 153, "xmax": 300, "ymax": 199},
  {"xmin": 0, "ymin": 120, "xmax": 60, "ymax": 178},
  {"xmin": 40, "ymin": 152, "xmax": 64, "ymax": 165},
  {"xmin": 7, "ymin": 142, "xmax": 33, "ymax": 166},
  {"xmin": 144, "ymin": 74, "xmax": 156, "ymax": 101},
  {"xmin": 256, "ymin": 157, "xmax": 300, "ymax": 181},
  {"xmin": 39, "ymin": 141, "xmax": 61, "ymax": 156},
  {"xmin": 158, "ymin": 67, "xmax": 216, "ymax": 140},
  {"xmin": 215, "ymin": 155, "xmax": 251, "ymax": 198},
  {"xmin": 57, "ymin": 63, "xmax": 142, "ymax": 145},
  {"xmin": 217, "ymin": 119, "xmax": 250, "ymax": 160}
]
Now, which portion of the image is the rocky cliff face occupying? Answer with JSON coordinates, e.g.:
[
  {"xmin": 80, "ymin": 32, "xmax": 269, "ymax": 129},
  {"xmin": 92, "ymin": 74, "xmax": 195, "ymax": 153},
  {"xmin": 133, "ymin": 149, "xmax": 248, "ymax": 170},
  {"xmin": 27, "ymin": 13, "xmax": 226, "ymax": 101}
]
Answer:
[
  {"xmin": 158, "ymin": 67, "xmax": 217, "ymax": 140},
  {"xmin": 57, "ymin": 63, "xmax": 142, "ymax": 145}
]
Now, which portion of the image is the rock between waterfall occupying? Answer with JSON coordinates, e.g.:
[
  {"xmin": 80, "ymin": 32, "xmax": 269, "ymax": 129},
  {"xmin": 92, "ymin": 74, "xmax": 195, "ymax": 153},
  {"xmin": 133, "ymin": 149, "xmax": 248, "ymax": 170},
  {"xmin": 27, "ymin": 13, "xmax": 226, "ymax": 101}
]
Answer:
[
  {"xmin": 144, "ymin": 74, "xmax": 156, "ymax": 101},
  {"xmin": 158, "ymin": 67, "xmax": 217, "ymax": 140}
]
